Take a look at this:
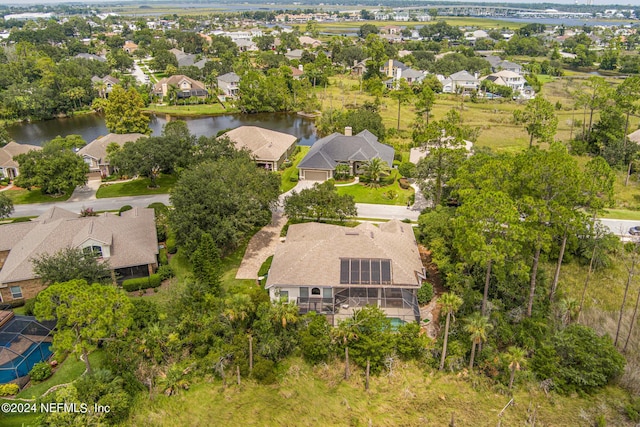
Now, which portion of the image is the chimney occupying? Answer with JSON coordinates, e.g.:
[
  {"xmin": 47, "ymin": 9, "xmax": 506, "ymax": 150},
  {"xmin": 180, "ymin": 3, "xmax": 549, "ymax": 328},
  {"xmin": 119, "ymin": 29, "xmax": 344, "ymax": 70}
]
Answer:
[
  {"xmin": 162, "ymin": 83, "xmax": 167, "ymax": 96},
  {"xmin": 354, "ymin": 59, "xmax": 357, "ymax": 67},
  {"xmin": 345, "ymin": 126, "xmax": 352, "ymax": 136},
  {"xmin": 298, "ymin": 64, "xmax": 303, "ymax": 71},
  {"xmin": 474, "ymin": 71, "xmax": 479, "ymax": 79},
  {"xmin": 387, "ymin": 58, "xmax": 393, "ymax": 78}
]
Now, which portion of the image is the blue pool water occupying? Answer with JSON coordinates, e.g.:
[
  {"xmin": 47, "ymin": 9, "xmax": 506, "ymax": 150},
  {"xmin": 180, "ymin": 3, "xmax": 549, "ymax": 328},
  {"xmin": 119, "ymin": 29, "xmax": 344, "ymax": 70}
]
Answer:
[{"xmin": 0, "ymin": 342, "xmax": 53, "ymax": 383}]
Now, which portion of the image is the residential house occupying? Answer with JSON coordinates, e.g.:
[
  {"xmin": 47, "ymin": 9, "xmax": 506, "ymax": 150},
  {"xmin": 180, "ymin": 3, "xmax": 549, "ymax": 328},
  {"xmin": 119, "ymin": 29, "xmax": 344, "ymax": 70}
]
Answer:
[
  {"xmin": 409, "ymin": 135, "xmax": 473, "ymax": 164},
  {"xmin": 495, "ymin": 60, "xmax": 523, "ymax": 75},
  {"xmin": 0, "ymin": 206, "xmax": 159, "ymax": 303},
  {"xmin": 437, "ymin": 75, "xmax": 453, "ymax": 93},
  {"xmin": 299, "ymin": 36, "xmax": 322, "ymax": 48},
  {"xmin": 351, "ymin": 59, "xmax": 368, "ymax": 76},
  {"xmin": 627, "ymin": 129, "xmax": 640, "ymax": 145},
  {"xmin": 483, "ymin": 70, "xmax": 525, "ymax": 91},
  {"xmin": 284, "ymin": 49, "xmax": 305, "ymax": 61},
  {"xmin": 91, "ymin": 75, "xmax": 120, "ymax": 97},
  {"xmin": 381, "ymin": 59, "xmax": 408, "ymax": 78},
  {"xmin": 153, "ymin": 75, "xmax": 207, "ymax": 101},
  {"xmin": 289, "ymin": 65, "xmax": 304, "ymax": 80},
  {"xmin": 234, "ymin": 39, "xmax": 258, "ymax": 52},
  {"xmin": 447, "ymin": 70, "xmax": 480, "ymax": 93},
  {"xmin": 217, "ymin": 72, "xmax": 240, "ymax": 99},
  {"xmin": 123, "ymin": 40, "xmax": 138, "ymax": 54},
  {"xmin": 297, "ymin": 128, "xmax": 394, "ymax": 181},
  {"xmin": 385, "ymin": 68, "xmax": 425, "ymax": 89},
  {"xmin": 0, "ymin": 142, "xmax": 41, "ymax": 180},
  {"xmin": 222, "ymin": 126, "xmax": 297, "ymax": 171},
  {"xmin": 169, "ymin": 48, "xmax": 207, "ymax": 69},
  {"xmin": 465, "ymin": 29, "xmax": 489, "ymax": 44},
  {"xmin": 381, "ymin": 25, "xmax": 402, "ymax": 35},
  {"xmin": 75, "ymin": 53, "xmax": 106, "ymax": 62},
  {"xmin": 77, "ymin": 133, "xmax": 147, "ymax": 178},
  {"xmin": 265, "ymin": 220, "xmax": 425, "ymax": 325}
]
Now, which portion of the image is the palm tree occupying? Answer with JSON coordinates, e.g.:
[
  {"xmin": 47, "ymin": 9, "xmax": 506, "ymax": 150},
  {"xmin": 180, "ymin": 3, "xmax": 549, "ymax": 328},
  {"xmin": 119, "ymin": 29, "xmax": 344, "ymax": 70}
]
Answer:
[
  {"xmin": 439, "ymin": 293, "xmax": 463, "ymax": 370},
  {"xmin": 362, "ymin": 157, "xmax": 391, "ymax": 188},
  {"xmin": 464, "ymin": 312, "xmax": 492, "ymax": 371},
  {"xmin": 270, "ymin": 298, "xmax": 299, "ymax": 328},
  {"xmin": 503, "ymin": 346, "xmax": 527, "ymax": 390},
  {"xmin": 93, "ymin": 79, "xmax": 107, "ymax": 99},
  {"xmin": 166, "ymin": 83, "xmax": 179, "ymax": 106},
  {"xmin": 332, "ymin": 317, "xmax": 359, "ymax": 380},
  {"xmin": 224, "ymin": 293, "xmax": 254, "ymax": 325},
  {"xmin": 558, "ymin": 297, "xmax": 579, "ymax": 327}
]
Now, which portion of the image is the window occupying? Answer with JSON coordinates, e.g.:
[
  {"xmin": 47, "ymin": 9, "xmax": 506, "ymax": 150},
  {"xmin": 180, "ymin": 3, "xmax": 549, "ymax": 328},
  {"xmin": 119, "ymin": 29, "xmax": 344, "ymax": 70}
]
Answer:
[
  {"xmin": 323, "ymin": 288, "xmax": 332, "ymax": 299},
  {"xmin": 279, "ymin": 290, "xmax": 289, "ymax": 300},
  {"xmin": 83, "ymin": 245, "xmax": 103, "ymax": 258},
  {"xmin": 300, "ymin": 287, "xmax": 309, "ymax": 298},
  {"xmin": 311, "ymin": 287, "xmax": 321, "ymax": 296},
  {"xmin": 10, "ymin": 287, "xmax": 22, "ymax": 299}
]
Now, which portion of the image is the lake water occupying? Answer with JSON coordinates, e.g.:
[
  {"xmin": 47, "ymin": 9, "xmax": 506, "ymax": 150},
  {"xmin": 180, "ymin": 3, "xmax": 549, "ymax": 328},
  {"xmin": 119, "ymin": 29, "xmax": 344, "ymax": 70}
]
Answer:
[{"xmin": 7, "ymin": 112, "xmax": 318, "ymax": 147}]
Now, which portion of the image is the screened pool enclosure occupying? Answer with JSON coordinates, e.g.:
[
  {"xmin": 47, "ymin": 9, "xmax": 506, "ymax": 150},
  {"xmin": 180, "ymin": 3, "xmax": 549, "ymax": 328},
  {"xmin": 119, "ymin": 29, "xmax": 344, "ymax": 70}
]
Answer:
[{"xmin": 0, "ymin": 313, "xmax": 55, "ymax": 384}]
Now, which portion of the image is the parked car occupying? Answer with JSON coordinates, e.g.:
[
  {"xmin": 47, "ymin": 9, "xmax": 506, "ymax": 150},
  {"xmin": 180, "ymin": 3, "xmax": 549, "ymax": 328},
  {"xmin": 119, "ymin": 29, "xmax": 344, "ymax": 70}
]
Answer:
[{"xmin": 629, "ymin": 226, "xmax": 640, "ymax": 236}]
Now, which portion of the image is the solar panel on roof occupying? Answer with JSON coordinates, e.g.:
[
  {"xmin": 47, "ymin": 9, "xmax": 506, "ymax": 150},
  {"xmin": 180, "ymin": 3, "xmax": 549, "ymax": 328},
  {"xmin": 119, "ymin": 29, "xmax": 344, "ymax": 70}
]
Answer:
[{"xmin": 340, "ymin": 258, "xmax": 391, "ymax": 285}]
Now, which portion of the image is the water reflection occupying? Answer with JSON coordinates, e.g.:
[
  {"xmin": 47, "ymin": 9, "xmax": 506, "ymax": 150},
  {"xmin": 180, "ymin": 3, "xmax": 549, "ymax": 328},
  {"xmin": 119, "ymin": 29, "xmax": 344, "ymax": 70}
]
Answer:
[{"xmin": 8, "ymin": 112, "xmax": 318, "ymax": 146}]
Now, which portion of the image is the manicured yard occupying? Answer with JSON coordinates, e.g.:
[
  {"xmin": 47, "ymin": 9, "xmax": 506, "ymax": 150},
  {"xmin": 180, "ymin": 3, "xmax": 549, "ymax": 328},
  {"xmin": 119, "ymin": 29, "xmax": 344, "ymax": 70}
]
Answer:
[
  {"xmin": 336, "ymin": 171, "xmax": 414, "ymax": 206},
  {"xmin": 280, "ymin": 146, "xmax": 310, "ymax": 193},
  {"xmin": 3, "ymin": 188, "xmax": 72, "ymax": 204},
  {"xmin": 144, "ymin": 103, "xmax": 238, "ymax": 116},
  {"xmin": 96, "ymin": 175, "xmax": 177, "ymax": 198}
]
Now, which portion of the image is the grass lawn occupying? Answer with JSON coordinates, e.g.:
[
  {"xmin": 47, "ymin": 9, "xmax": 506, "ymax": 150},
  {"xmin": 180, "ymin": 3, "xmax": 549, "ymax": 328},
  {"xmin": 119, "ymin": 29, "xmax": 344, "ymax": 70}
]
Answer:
[
  {"xmin": 279, "ymin": 146, "xmax": 310, "ymax": 193},
  {"xmin": 144, "ymin": 103, "xmax": 238, "ymax": 116},
  {"xmin": 600, "ymin": 208, "xmax": 640, "ymax": 220},
  {"xmin": 96, "ymin": 175, "xmax": 177, "ymax": 198},
  {"xmin": 336, "ymin": 171, "xmax": 414, "ymax": 205},
  {"xmin": 125, "ymin": 358, "xmax": 633, "ymax": 427},
  {"xmin": 4, "ymin": 188, "xmax": 72, "ymax": 205}
]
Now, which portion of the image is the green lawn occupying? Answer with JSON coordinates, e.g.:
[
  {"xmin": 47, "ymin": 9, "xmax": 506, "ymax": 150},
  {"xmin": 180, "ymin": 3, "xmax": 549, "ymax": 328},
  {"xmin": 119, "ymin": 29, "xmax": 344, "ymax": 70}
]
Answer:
[
  {"xmin": 336, "ymin": 171, "xmax": 414, "ymax": 205},
  {"xmin": 600, "ymin": 208, "xmax": 640, "ymax": 220},
  {"xmin": 3, "ymin": 188, "xmax": 72, "ymax": 205},
  {"xmin": 96, "ymin": 175, "xmax": 177, "ymax": 198},
  {"xmin": 144, "ymin": 103, "xmax": 238, "ymax": 116},
  {"xmin": 280, "ymin": 146, "xmax": 310, "ymax": 193}
]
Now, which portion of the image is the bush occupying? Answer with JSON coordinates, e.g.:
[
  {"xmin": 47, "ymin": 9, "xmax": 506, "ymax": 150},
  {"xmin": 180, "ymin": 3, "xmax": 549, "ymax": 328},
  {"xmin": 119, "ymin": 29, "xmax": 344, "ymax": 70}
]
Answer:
[
  {"xmin": 12, "ymin": 217, "xmax": 31, "ymax": 223},
  {"xmin": 147, "ymin": 202, "xmax": 168, "ymax": 214},
  {"xmin": 0, "ymin": 383, "xmax": 19, "ymax": 396},
  {"xmin": 158, "ymin": 248, "xmax": 168, "ymax": 265},
  {"xmin": 395, "ymin": 322, "xmax": 428, "ymax": 360},
  {"xmin": 625, "ymin": 398, "xmax": 640, "ymax": 422},
  {"xmin": 399, "ymin": 178, "xmax": 411, "ymax": 190},
  {"xmin": 122, "ymin": 274, "xmax": 161, "ymax": 292},
  {"xmin": 157, "ymin": 265, "xmax": 175, "ymax": 280},
  {"xmin": 29, "ymin": 362, "xmax": 52, "ymax": 382},
  {"xmin": 23, "ymin": 298, "xmax": 36, "ymax": 316},
  {"xmin": 166, "ymin": 236, "xmax": 177, "ymax": 254},
  {"xmin": 118, "ymin": 205, "xmax": 133, "ymax": 215},
  {"xmin": 532, "ymin": 324, "xmax": 626, "ymax": 394},
  {"xmin": 398, "ymin": 162, "xmax": 416, "ymax": 179},
  {"xmin": 252, "ymin": 357, "xmax": 277, "ymax": 384},
  {"xmin": 417, "ymin": 281, "xmax": 434, "ymax": 305},
  {"xmin": 289, "ymin": 175, "xmax": 299, "ymax": 183},
  {"xmin": 393, "ymin": 152, "xmax": 402, "ymax": 162}
]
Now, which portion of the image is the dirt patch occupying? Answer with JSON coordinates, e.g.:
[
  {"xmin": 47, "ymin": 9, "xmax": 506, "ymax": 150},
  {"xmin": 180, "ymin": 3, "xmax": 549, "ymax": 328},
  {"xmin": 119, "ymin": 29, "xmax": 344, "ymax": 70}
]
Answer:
[{"xmin": 419, "ymin": 245, "xmax": 446, "ymax": 338}]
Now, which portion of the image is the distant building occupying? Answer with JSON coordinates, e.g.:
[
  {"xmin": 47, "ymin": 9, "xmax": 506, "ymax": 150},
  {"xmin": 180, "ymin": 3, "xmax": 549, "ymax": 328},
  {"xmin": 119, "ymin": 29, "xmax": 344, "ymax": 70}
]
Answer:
[
  {"xmin": 217, "ymin": 72, "xmax": 240, "ymax": 99},
  {"xmin": 153, "ymin": 75, "xmax": 207, "ymax": 101}
]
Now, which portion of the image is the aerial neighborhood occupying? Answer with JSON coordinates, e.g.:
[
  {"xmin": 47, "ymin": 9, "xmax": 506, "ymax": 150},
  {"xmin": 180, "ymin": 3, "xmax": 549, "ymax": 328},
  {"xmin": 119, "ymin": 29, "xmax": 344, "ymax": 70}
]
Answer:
[{"xmin": 0, "ymin": 1, "xmax": 640, "ymax": 425}]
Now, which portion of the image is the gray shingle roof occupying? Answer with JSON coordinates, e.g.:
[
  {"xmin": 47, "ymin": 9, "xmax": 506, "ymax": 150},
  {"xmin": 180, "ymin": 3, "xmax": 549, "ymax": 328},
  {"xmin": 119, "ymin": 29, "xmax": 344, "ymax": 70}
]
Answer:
[
  {"xmin": 297, "ymin": 130, "xmax": 394, "ymax": 171},
  {"xmin": 223, "ymin": 126, "xmax": 297, "ymax": 162},
  {"xmin": 77, "ymin": 133, "xmax": 147, "ymax": 163},
  {"xmin": 217, "ymin": 72, "xmax": 240, "ymax": 83}
]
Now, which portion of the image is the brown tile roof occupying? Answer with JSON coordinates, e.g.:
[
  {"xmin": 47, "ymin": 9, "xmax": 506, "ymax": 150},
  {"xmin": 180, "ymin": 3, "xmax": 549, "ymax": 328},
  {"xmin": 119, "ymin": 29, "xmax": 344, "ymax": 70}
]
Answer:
[
  {"xmin": 153, "ymin": 75, "xmax": 206, "ymax": 93},
  {"xmin": 265, "ymin": 220, "xmax": 423, "ymax": 290},
  {"xmin": 0, "ymin": 207, "xmax": 158, "ymax": 285},
  {"xmin": 223, "ymin": 126, "xmax": 297, "ymax": 162}
]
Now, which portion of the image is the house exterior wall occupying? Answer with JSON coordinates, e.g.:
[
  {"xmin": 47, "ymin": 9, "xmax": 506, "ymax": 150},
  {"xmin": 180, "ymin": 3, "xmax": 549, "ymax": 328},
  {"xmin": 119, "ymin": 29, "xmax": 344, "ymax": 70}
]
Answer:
[{"xmin": 0, "ymin": 278, "xmax": 45, "ymax": 303}]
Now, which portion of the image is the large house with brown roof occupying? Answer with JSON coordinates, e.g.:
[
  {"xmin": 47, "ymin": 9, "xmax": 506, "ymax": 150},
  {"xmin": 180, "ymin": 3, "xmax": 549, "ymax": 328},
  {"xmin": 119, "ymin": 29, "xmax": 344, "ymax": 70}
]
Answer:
[
  {"xmin": 77, "ymin": 133, "xmax": 147, "ymax": 178},
  {"xmin": 265, "ymin": 220, "xmax": 425, "ymax": 325},
  {"xmin": 0, "ymin": 207, "xmax": 159, "ymax": 303},
  {"xmin": 0, "ymin": 142, "xmax": 41, "ymax": 180},
  {"xmin": 153, "ymin": 75, "xmax": 207, "ymax": 101},
  {"xmin": 222, "ymin": 126, "xmax": 297, "ymax": 171}
]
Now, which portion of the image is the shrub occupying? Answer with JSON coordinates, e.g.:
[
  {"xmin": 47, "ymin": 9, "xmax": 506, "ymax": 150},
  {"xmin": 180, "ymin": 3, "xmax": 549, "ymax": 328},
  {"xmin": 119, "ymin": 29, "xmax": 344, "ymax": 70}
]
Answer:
[
  {"xmin": 23, "ymin": 298, "xmax": 36, "ymax": 316},
  {"xmin": 417, "ymin": 281, "xmax": 434, "ymax": 305},
  {"xmin": 398, "ymin": 162, "xmax": 416, "ymax": 179},
  {"xmin": 0, "ymin": 383, "xmax": 19, "ymax": 396},
  {"xmin": 532, "ymin": 324, "xmax": 625, "ymax": 394},
  {"xmin": 166, "ymin": 236, "xmax": 177, "ymax": 254},
  {"xmin": 289, "ymin": 175, "xmax": 298, "ymax": 183},
  {"xmin": 122, "ymin": 274, "xmax": 161, "ymax": 292},
  {"xmin": 399, "ymin": 178, "xmax": 411, "ymax": 190},
  {"xmin": 29, "ymin": 362, "xmax": 52, "ymax": 382},
  {"xmin": 118, "ymin": 205, "xmax": 133, "ymax": 215},
  {"xmin": 158, "ymin": 248, "xmax": 168, "ymax": 265},
  {"xmin": 147, "ymin": 202, "xmax": 168, "ymax": 214},
  {"xmin": 12, "ymin": 217, "xmax": 31, "ymax": 223},
  {"xmin": 157, "ymin": 265, "xmax": 175, "ymax": 280},
  {"xmin": 393, "ymin": 152, "xmax": 402, "ymax": 162},
  {"xmin": 625, "ymin": 398, "xmax": 640, "ymax": 422},
  {"xmin": 252, "ymin": 357, "xmax": 277, "ymax": 384},
  {"xmin": 395, "ymin": 322, "xmax": 428, "ymax": 360}
]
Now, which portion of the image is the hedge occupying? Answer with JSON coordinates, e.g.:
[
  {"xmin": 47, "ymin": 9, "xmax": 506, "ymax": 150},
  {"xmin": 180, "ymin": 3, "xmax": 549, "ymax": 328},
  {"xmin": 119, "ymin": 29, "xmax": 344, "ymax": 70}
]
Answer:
[
  {"xmin": 0, "ymin": 383, "xmax": 19, "ymax": 396},
  {"xmin": 122, "ymin": 274, "xmax": 161, "ymax": 292},
  {"xmin": 166, "ymin": 236, "xmax": 177, "ymax": 254},
  {"xmin": 159, "ymin": 248, "xmax": 168, "ymax": 265}
]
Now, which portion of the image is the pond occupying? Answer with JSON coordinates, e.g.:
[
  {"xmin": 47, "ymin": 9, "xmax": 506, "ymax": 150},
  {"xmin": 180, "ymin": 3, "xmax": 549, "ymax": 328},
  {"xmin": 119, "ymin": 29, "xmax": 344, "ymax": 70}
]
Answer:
[{"xmin": 7, "ymin": 112, "xmax": 318, "ymax": 147}]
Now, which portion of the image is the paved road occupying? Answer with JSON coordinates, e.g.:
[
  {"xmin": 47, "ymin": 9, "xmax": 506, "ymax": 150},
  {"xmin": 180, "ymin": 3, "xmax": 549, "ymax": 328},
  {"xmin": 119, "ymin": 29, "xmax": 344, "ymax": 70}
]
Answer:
[
  {"xmin": 132, "ymin": 60, "xmax": 150, "ymax": 85},
  {"xmin": 12, "ymin": 194, "xmax": 170, "ymax": 217},
  {"xmin": 600, "ymin": 218, "xmax": 640, "ymax": 240}
]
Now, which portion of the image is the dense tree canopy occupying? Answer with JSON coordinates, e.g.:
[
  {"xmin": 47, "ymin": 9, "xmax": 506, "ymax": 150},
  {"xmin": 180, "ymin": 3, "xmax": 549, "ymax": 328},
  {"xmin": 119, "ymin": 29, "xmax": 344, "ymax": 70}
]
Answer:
[
  {"xmin": 31, "ymin": 247, "xmax": 113, "ymax": 285},
  {"xmin": 103, "ymin": 85, "xmax": 151, "ymax": 135}
]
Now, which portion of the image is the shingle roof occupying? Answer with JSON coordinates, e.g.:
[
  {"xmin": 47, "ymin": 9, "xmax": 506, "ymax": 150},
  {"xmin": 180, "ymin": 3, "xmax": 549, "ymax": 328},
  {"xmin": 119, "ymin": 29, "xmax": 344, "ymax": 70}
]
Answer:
[
  {"xmin": 153, "ymin": 75, "xmax": 206, "ymax": 93},
  {"xmin": 0, "ymin": 142, "xmax": 41, "ymax": 169},
  {"xmin": 223, "ymin": 126, "xmax": 297, "ymax": 162},
  {"xmin": 77, "ymin": 133, "xmax": 147, "ymax": 163},
  {"xmin": 217, "ymin": 72, "xmax": 240, "ymax": 83},
  {"xmin": 297, "ymin": 130, "xmax": 394, "ymax": 171},
  {"xmin": 0, "ymin": 207, "xmax": 158, "ymax": 285},
  {"xmin": 449, "ymin": 70, "xmax": 478, "ymax": 81},
  {"xmin": 265, "ymin": 220, "xmax": 423, "ymax": 289}
]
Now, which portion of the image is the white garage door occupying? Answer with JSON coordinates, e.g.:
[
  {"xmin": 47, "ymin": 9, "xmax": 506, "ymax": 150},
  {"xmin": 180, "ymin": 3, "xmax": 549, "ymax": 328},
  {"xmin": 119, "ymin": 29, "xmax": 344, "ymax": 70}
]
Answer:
[{"xmin": 303, "ymin": 170, "xmax": 328, "ymax": 181}]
